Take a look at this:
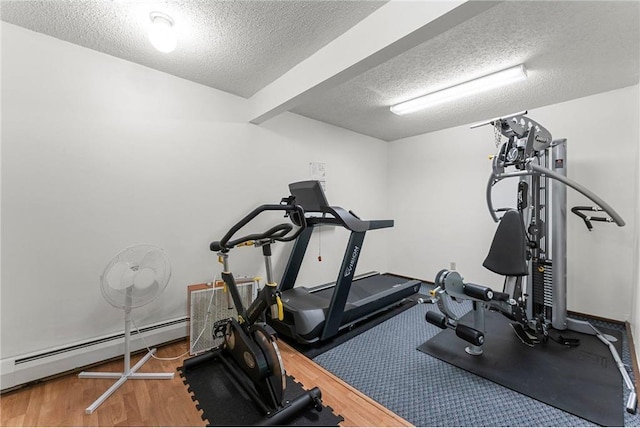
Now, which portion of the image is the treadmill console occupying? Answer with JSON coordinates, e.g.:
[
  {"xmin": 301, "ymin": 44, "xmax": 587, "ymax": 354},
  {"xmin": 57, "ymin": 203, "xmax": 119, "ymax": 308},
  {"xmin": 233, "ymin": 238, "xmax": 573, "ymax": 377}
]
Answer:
[{"xmin": 289, "ymin": 181, "xmax": 330, "ymax": 213}]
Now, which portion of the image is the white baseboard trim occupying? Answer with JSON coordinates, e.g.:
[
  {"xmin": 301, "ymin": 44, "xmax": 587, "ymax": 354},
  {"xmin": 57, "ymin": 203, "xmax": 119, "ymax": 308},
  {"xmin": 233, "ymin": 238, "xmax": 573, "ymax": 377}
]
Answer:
[{"xmin": 1, "ymin": 317, "xmax": 188, "ymax": 392}]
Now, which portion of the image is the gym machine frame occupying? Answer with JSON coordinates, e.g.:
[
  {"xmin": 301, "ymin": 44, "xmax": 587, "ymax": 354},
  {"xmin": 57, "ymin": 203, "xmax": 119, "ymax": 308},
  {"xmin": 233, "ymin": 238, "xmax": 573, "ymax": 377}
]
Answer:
[{"xmin": 425, "ymin": 111, "xmax": 636, "ymax": 413}]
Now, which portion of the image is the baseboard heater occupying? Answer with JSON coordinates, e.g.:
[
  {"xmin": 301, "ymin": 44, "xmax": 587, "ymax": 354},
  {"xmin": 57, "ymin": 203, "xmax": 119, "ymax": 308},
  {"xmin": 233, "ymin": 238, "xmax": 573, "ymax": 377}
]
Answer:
[{"xmin": 1, "ymin": 317, "xmax": 188, "ymax": 392}]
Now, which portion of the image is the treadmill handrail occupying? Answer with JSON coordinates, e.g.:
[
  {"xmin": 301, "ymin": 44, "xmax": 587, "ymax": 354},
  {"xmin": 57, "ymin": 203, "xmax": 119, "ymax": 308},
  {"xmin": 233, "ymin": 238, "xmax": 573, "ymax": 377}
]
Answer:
[{"xmin": 305, "ymin": 206, "xmax": 393, "ymax": 232}]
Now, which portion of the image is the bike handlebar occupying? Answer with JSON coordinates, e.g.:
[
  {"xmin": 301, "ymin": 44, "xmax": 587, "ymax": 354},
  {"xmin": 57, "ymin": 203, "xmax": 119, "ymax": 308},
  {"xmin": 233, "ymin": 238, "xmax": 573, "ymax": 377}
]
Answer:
[{"xmin": 209, "ymin": 203, "xmax": 306, "ymax": 252}]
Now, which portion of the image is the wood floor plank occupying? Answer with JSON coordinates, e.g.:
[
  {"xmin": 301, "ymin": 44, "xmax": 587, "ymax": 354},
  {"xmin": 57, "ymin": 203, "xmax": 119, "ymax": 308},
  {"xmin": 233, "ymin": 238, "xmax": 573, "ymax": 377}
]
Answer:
[
  {"xmin": 0, "ymin": 389, "xmax": 24, "ymax": 420},
  {"xmin": 0, "ymin": 339, "xmax": 411, "ymax": 427},
  {"xmin": 3, "ymin": 414, "xmax": 25, "ymax": 426},
  {"xmin": 278, "ymin": 341, "xmax": 412, "ymax": 427},
  {"xmin": 21, "ymin": 384, "xmax": 44, "ymax": 426}
]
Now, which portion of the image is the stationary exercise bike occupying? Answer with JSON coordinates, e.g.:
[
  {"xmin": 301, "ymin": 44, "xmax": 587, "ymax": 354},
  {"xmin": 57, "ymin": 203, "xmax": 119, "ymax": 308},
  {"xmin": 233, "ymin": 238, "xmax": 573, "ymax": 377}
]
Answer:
[
  {"xmin": 425, "ymin": 112, "xmax": 637, "ymax": 413},
  {"xmin": 183, "ymin": 199, "xmax": 323, "ymax": 425}
]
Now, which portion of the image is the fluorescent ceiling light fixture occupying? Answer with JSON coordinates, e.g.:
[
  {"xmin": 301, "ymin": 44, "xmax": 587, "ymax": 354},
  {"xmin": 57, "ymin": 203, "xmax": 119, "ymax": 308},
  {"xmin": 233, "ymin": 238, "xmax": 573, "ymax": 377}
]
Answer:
[
  {"xmin": 390, "ymin": 64, "xmax": 528, "ymax": 116},
  {"xmin": 149, "ymin": 12, "xmax": 177, "ymax": 53}
]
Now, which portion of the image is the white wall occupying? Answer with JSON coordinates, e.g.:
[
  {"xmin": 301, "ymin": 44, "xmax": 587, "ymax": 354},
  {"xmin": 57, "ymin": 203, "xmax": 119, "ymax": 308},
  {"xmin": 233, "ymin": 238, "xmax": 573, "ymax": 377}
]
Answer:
[
  {"xmin": 388, "ymin": 85, "xmax": 639, "ymax": 322},
  {"xmin": 0, "ymin": 23, "xmax": 390, "ymax": 362},
  {"xmin": 3, "ymin": 20, "xmax": 639, "ymax": 384},
  {"xmin": 633, "ymin": 111, "xmax": 640, "ymax": 361}
]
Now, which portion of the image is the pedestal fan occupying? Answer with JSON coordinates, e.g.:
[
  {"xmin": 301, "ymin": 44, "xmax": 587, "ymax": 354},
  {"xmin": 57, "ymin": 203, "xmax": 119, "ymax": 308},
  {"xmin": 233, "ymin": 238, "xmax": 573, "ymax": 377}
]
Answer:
[{"xmin": 78, "ymin": 244, "xmax": 174, "ymax": 414}]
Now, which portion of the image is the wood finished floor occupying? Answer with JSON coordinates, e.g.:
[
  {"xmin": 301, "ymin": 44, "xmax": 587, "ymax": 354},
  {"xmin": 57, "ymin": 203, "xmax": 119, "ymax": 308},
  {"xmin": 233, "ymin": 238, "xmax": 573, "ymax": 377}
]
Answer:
[{"xmin": 1, "ymin": 339, "xmax": 412, "ymax": 427}]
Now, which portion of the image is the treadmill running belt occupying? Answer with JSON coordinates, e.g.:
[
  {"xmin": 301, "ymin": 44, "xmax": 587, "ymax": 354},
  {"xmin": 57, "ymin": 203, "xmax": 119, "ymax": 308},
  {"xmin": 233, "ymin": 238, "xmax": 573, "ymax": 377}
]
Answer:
[
  {"xmin": 312, "ymin": 274, "xmax": 417, "ymax": 303},
  {"xmin": 285, "ymin": 293, "xmax": 426, "ymax": 358}
]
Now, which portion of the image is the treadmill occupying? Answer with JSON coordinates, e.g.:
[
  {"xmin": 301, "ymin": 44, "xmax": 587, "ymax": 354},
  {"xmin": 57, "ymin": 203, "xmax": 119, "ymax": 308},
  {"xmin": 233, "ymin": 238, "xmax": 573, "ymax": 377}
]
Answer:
[{"xmin": 267, "ymin": 180, "xmax": 421, "ymax": 344}]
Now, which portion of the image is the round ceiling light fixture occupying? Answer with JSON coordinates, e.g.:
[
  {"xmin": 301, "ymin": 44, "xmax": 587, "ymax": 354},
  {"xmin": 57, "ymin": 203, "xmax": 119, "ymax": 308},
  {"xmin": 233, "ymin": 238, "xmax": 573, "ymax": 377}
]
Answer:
[{"xmin": 149, "ymin": 12, "xmax": 177, "ymax": 53}]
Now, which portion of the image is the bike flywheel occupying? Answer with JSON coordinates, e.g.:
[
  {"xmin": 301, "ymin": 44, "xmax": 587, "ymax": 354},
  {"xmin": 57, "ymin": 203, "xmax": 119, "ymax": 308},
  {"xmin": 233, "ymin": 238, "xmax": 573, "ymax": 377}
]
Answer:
[{"xmin": 252, "ymin": 329, "xmax": 286, "ymax": 407}]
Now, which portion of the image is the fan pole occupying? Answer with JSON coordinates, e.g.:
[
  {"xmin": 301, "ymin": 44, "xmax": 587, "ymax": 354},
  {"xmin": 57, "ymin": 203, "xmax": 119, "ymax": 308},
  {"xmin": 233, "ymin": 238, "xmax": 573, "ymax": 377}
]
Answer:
[
  {"xmin": 124, "ymin": 306, "xmax": 131, "ymax": 375},
  {"xmin": 78, "ymin": 289, "xmax": 175, "ymax": 414},
  {"xmin": 124, "ymin": 293, "xmax": 132, "ymax": 374}
]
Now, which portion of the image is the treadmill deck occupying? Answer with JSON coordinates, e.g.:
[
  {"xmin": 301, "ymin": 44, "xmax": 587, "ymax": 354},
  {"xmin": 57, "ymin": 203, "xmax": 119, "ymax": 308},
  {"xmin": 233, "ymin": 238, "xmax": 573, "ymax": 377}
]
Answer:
[{"xmin": 272, "ymin": 273, "xmax": 421, "ymax": 343}]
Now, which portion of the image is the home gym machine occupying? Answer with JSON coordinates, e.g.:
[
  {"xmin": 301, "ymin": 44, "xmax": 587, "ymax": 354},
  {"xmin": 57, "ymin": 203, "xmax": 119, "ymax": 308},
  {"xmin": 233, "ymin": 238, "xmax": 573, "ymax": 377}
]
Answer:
[
  {"xmin": 181, "ymin": 200, "xmax": 324, "ymax": 425},
  {"xmin": 424, "ymin": 111, "xmax": 637, "ymax": 413},
  {"xmin": 267, "ymin": 180, "xmax": 421, "ymax": 344}
]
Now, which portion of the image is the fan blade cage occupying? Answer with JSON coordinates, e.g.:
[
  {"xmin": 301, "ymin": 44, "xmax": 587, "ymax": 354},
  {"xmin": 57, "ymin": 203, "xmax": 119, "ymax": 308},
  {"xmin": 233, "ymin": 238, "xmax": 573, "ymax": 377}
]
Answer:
[{"xmin": 100, "ymin": 244, "xmax": 171, "ymax": 309}]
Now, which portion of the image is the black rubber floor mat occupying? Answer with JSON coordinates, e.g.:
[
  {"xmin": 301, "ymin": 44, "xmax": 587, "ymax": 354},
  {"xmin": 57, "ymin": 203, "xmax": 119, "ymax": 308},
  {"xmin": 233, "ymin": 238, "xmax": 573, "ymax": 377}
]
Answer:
[
  {"xmin": 418, "ymin": 310, "xmax": 624, "ymax": 426},
  {"xmin": 178, "ymin": 353, "xmax": 343, "ymax": 426},
  {"xmin": 284, "ymin": 293, "xmax": 428, "ymax": 359}
]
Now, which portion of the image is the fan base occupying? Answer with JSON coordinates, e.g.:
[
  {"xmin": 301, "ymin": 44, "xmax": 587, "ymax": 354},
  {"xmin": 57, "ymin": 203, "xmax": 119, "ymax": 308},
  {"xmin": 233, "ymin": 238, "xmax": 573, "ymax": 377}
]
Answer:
[{"xmin": 78, "ymin": 348, "xmax": 174, "ymax": 414}]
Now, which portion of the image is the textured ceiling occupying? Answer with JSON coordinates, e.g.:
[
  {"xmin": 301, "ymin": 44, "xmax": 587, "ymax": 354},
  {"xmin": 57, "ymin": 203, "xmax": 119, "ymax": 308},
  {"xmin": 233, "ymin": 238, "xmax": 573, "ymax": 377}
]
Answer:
[
  {"xmin": 1, "ymin": 1, "xmax": 639, "ymax": 141},
  {"xmin": 291, "ymin": 0, "xmax": 640, "ymax": 140},
  {"xmin": 0, "ymin": 0, "xmax": 385, "ymax": 98}
]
